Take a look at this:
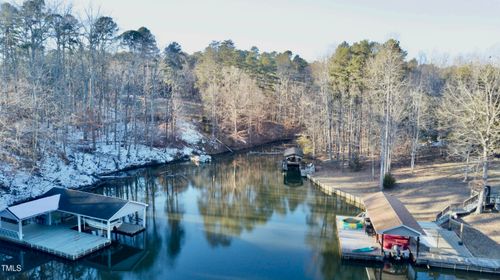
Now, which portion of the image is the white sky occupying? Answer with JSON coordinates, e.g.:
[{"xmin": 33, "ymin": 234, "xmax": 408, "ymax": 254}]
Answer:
[{"xmin": 68, "ymin": 0, "xmax": 500, "ymax": 62}]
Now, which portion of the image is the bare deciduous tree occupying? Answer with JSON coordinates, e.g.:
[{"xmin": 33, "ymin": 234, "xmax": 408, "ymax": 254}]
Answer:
[
  {"xmin": 367, "ymin": 40, "xmax": 407, "ymax": 189},
  {"xmin": 441, "ymin": 63, "xmax": 500, "ymax": 214}
]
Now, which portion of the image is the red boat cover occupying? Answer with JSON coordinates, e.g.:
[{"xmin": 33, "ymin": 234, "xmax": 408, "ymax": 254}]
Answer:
[{"xmin": 383, "ymin": 234, "xmax": 410, "ymax": 250}]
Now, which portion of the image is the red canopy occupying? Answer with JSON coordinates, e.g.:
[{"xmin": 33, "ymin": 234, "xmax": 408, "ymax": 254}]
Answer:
[{"xmin": 383, "ymin": 234, "xmax": 410, "ymax": 250}]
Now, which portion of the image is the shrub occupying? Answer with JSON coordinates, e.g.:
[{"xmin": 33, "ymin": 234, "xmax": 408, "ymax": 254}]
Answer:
[
  {"xmin": 297, "ymin": 135, "xmax": 313, "ymax": 156},
  {"xmin": 383, "ymin": 173, "xmax": 396, "ymax": 189},
  {"xmin": 349, "ymin": 154, "xmax": 362, "ymax": 171}
]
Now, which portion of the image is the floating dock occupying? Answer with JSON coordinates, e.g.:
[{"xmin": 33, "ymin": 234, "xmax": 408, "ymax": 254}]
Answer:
[
  {"xmin": 417, "ymin": 222, "xmax": 500, "ymax": 274},
  {"xmin": 113, "ymin": 223, "xmax": 146, "ymax": 236},
  {"xmin": 0, "ymin": 187, "xmax": 148, "ymax": 261},
  {"xmin": 0, "ymin": 223, "xmax": 110, "ymax": 260},
  {"xmin": 336, "ymin": 215, "xmax": 383, "ymax": 261},
  {"xmin": 417, "ymin": 252, "xmax": 500, "ymax": 274}
]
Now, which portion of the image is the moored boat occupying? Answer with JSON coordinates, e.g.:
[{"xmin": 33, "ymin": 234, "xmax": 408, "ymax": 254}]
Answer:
[{"xmin": 282, "ymin": 147, "xmax": 303, "ymax": 171}]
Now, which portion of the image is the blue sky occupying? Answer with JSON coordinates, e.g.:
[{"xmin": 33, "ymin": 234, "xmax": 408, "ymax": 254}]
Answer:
[{"xmin": 71, "ymin": 0, "xmax": 500, "ymax": 62}]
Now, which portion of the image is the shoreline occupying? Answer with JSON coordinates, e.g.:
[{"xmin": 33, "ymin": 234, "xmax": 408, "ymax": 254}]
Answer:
[
  {"xmin": 0, "ymin": 138, "xmax": 293, "ymax": 207},
  {"xmin": 307, "ymin": 159, "xmax": 500, "ymax": 260}
]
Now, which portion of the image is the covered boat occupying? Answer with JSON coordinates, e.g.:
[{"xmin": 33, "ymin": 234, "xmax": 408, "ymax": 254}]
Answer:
[
  {"xmin": 85, "ymin": 218, "xmax": 123, "ymax": 231},
  {"xmin": 282, "ymin": 147, "xmax": 303, "ymax": 171}
]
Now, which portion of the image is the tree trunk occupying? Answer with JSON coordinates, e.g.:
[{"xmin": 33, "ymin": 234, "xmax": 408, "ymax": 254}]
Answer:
[
  {"xmin": 475, "ymin": 148, "xmax": 489, "ymax": 214},
  {"xmin": 379, "ymin": 122, "xmax": 385, "ymax": 190},
  {"xmin": 380, "ymin": 89, "xmax": 391, "ymax": 189},
  {"xmin": 463, "ymin": 148, "xmax": 470, "ymax": 182},
  {"xmin": 327, "ymin": 94, "xmax": 333, "ymax": 161}
]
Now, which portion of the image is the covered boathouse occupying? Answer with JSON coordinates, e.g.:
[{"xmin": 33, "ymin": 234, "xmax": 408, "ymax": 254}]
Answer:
[
  {"xmin": 0, "ymin": 187, "xmax": 148, "ymax": 260},
  {"xmin": 363, "ymin": 192, "xmax": 425, "ymax": 259}
]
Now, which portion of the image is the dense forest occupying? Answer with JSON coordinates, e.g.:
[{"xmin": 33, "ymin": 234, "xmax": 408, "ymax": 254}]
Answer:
[{"xmin": 0, "ymin": 0, "xmax": 499, "ymax": 196}]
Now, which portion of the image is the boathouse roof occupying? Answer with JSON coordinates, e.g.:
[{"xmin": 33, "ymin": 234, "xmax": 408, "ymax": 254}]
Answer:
[
  {"xmin": 363, "ymin": 192, "xmax": 425, "ymax": 237},
  {"xmin": 284, "ymin": 147, "xmax": 303, "ymax": 157},
  {"xmin": 41, "ymin": 187, "xmax": 147, "ymax": 221},
  {"xmin": 1, "ymin": 187, "xmax": 147, "ymax": 222},
  {"xmin": 40, "ymin": 187, "xmax": 131, "ymax": 220},
  {"xmin": 0, "ymin": 195, "xmax": 60, "ymax": 221}
]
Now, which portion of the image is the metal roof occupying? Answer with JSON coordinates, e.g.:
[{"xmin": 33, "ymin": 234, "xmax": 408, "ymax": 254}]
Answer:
[
  {"xmin": 0, "ymin": 208, "xmax": 18, "ymax": 220},
  {"xmin": 39, "ymin": 187, "xmax": 130, "ymax": 221},
  {"xmin": 363, "ymin": 192, "xmax": 425, "ymax": 237},
  {"xmin": 284, "ymin": 147, "xmax": 303, "ymax": 157},
  {"xmin": 0, "ymin": 195, "xmax": 60, "ymax": 221}
]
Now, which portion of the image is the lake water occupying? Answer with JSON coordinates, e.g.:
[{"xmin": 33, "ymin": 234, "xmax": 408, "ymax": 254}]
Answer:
[{"xmin": 0, "ymin": 149, "xmax": 496, "ymax": 279}]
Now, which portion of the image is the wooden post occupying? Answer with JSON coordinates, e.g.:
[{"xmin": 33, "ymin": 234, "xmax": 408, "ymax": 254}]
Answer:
[
  {"xmin": 459, "ymin": 222, "xmax": 464, "ymax": 244},
  {"xmin": 381, "ymin": 234, "xmax": 384, "ymax": 255},
  {"xmin": 20, "ymin": 251, "xmax": 25, "ymax": 268},
  {"xmin": 107, "ymin": 220, "xmax": 111, "ymax": 240},
  {"xmin": 77, "ymin": 215, "xmax": 81, "ymax": 232},
  {"xmin": 48, "ymin": 212, "xmax": 52, "ymax": 225},
  {"xmin": 18, "ymin": 220, "xmax": 23, "ymax": 241},
  {"xmin": 142, "ymin": 208, "xmax": 146, "ymax": 227},
  {"xmin": 108, "ymin": 249, "xmax": 112, "ymax": 268},
  {"xmin": 416, "ymin": 236, "xmax": 420, "ymax": 258}
]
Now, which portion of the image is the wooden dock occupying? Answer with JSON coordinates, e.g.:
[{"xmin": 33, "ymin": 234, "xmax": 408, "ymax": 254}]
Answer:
[
  {"xmin": 0, "ymin": 223, "xmax": 111, "ymax": 260},
  {"xmin": 336, "ymin": 215, "xmax": 383, "ymax": 261},
  {"xmin": 308, "ymin": 174, "xmax": 499, "ymax": 274},
  {"xmin": 307, "ymin": 175, "xmax": 364, "ymax": 209},
  {"xmin": 417, "ymin": 222, "xmax": 500, "ymax": 274},
  {"xmin": 417, "ymin": 252, "xmax": 500, "ymax": 274},
  {"xmin": 113, "ymin": 223, "xmax": 145, "ymax": 236}
]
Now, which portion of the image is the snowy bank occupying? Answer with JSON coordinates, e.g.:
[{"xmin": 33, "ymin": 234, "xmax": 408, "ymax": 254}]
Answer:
[{"xmin": 0, "ymin": 121, "xmax": 210, "ymax": 209}]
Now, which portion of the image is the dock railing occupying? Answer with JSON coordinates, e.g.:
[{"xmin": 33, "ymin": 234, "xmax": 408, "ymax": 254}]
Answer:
[
  {"xmin": 0, "ymin": 227, "xmax": 20, "ymax": 240},
  {"xmin": 435, "ymin": 193, "xmax": 480, "ymax": 222},
  {"xmin": 306, "ymin": 174, "xmax": 365, "ymax": 209},
  {"xmin": 462, "ymin": 193, "xmax": 479, "ymax": 211},
  {"xmin": 435, "ymin": 203, "xmax": 461, "ymax": 221}
]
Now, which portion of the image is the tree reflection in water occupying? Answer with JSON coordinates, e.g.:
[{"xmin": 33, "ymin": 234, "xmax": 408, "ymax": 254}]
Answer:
[
  {"xmin": 305, "ymin": 192, "xmax": 367, "ymax": 279},
  {"xmin": 159, "ymin": 169, "xmax": 186, "ymax": 264},
  {"xmin": 193, "ymin": 155, "xmax": 308, "ymax": 247}
]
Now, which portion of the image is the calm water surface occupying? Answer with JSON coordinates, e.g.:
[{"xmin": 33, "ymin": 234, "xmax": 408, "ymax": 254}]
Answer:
[{"xmin": 0, "ymin": 149, "xmax": 496, "ymax": 279}]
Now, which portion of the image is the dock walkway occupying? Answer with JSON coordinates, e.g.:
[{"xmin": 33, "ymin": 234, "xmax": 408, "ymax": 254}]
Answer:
[
  {"xmin": 419, "ymin": 222, "xmax": 472, "ymax": 257},
  {"xmin": 336, "ymin": 215, "xmax": 383, "ymax": 261},
  {"xmin": 418, "ymin": 222, "xmax": 500, "ymax": 274},
  {"xmin": 0, "ymin": 223, "xmax": 111, "ymax": 260}
]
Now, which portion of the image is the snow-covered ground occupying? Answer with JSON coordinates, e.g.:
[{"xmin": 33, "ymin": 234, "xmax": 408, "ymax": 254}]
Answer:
[
  {"xmin": 178, "ymin": 120, "xmax": 204, "ymax": 145},
  {"xmin": 0, "ymin": 120, "xmax": 210, "ymax": 209}
]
